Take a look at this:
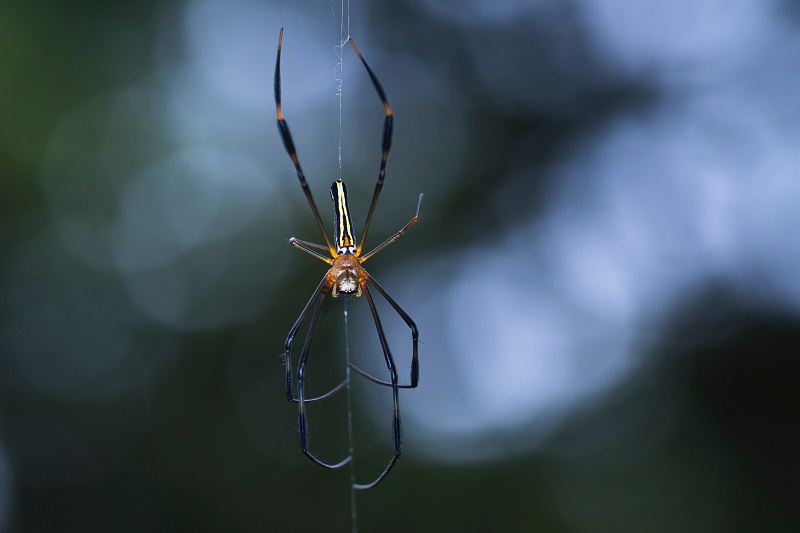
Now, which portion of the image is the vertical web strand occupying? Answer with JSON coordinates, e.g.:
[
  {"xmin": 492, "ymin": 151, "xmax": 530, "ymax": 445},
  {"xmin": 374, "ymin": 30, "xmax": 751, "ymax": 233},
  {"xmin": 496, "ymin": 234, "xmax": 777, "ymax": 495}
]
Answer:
[
  {"xmin": 333, "ymin": 0, "xmax": 356, "ymax": 530},
  {"xmin": 344, "ymin": 302, "xmax": 357, "ymax": 532},
  {"xmin": 333, "ymin": 0, "xmax": 350, "ymax": 179}
]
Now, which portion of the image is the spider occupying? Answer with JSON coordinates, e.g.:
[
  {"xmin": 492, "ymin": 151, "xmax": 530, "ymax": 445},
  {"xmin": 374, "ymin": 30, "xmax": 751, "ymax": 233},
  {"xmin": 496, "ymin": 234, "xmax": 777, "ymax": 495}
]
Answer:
[{"xmin": 274, "ymin": 28, "xmax": 422, "ymax": 490}]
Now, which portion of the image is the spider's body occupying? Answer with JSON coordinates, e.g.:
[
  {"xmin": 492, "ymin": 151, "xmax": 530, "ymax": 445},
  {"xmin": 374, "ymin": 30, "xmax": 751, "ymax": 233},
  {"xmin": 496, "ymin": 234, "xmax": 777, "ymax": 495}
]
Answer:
[
  {"xmin": 331, "ymin": 180, "xmax": 357, "ymax": 256},
  {"xmin": 329, "ymin": 180, "xmax": 363, "ymax": 297},
  {"xmin": 275, "ymin": 29, "xmax": 422, "ymax": 490},
  {"xmin": 330, "ymin": 254, "xmax": 363, "ymax": 298}
]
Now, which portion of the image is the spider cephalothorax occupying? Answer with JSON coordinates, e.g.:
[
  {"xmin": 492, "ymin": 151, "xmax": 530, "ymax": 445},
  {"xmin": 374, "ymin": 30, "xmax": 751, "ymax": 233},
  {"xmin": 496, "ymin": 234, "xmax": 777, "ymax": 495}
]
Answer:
[{"xmin": 330, "ymin": 253, "xmax": 363, "ymax": 297}]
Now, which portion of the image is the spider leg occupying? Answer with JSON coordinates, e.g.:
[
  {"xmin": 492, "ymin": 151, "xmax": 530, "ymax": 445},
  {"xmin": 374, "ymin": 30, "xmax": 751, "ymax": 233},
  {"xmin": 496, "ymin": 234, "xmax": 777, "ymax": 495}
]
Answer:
[
  {"xmin": 285, "ymin": 275, "xmax": 346, "ymax": 404},
  {"xmin": 348, "ymin": 274, "xmax": 419, "ymax": 389},
  {"xmin": 292, "ymin": 275, "xmax": 351, "ymax": 470},
  {"xmin": 360, "ymin": 193, "xmax": 423, "ymax": 263},
  {"xmin": 289, "ymin": 238, "xmax": 335, "ymax": 265},
  {"xmin": 275, "ymin": 28, "xmax": 336, "ymax": 256},
  {"xmin": 352, "ymin": 281, "xmax": 403, "ymax": 490},
  {"xmin": 348, "ymin": 37, "xmax": 394, "ymax": 256}
]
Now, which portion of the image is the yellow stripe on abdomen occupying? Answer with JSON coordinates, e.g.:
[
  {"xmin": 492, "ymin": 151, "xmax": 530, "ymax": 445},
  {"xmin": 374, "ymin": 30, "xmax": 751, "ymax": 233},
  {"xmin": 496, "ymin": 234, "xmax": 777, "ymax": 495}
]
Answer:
[{"xmin": 330, "ymin": 180, "xmax": 357, "ymax": 255}]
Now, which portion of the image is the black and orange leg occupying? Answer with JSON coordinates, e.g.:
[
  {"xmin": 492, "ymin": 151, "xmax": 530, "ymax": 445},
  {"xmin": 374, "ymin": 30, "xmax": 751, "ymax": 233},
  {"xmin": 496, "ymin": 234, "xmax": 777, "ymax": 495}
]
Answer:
[
  {"xmin": 348, "ymin": 274, "xmax": 419, "ymax": 389},
  {"xmin": 349, "ymin": 37, "xmax": 394, "ymax": 255},
  {"xmin": 360, "ymin": 193, "xmax": 424, "ymax": 263},
  {"xmin": 351, "ymin": 281, "xmax": 402, "ymax": 490},
  {"xmin": 275, "ymin": 28, "xmax": 335, "ymax": 255},
  {"xmin": 285, "ymin": 275, "xmax": 346, "ymax": 404},
  {"xmin": 293, "ymin": 279, "xmax": 351, "ymax": 469}
]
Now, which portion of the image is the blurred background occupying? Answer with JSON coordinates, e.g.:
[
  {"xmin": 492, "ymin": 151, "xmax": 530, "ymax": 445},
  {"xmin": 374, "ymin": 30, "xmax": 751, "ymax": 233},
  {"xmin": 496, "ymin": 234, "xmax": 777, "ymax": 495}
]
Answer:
[{"xmin": 2, "ymin": 0, "xmax": 800, "ymax": 531}]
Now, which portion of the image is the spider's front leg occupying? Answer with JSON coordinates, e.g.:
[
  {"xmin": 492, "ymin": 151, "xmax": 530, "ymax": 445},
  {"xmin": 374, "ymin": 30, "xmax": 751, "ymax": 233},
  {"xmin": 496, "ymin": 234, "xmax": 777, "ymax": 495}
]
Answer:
[
  {"xmin": 350, "ymin": 279, "xmax": 403, "ymax": 490},
  {"xmin": 284, "ymin": 272, "xmax": 350, "ymax": 469}
]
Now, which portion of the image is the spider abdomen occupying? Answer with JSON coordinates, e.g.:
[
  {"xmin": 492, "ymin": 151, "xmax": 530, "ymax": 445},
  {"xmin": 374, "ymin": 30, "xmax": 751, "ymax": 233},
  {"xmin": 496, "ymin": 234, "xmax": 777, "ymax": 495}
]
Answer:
[{"xmin": 331, "ymin": 180, "xmax": 357, "ymax": 256}]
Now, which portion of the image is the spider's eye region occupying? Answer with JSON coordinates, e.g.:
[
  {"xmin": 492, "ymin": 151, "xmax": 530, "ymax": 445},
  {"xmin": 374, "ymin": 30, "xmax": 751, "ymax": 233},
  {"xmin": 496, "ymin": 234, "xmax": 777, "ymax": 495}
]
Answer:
[{"xmin": 336, "ymin": 274, "xmax": 359, "ymax": 295}]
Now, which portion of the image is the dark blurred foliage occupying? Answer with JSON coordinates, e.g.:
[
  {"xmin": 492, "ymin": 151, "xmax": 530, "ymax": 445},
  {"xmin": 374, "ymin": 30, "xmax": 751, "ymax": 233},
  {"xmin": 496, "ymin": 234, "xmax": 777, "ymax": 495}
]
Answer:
[{"xmin": 2, "ymin": 0, "xmax": 799, "ymax": 532}]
